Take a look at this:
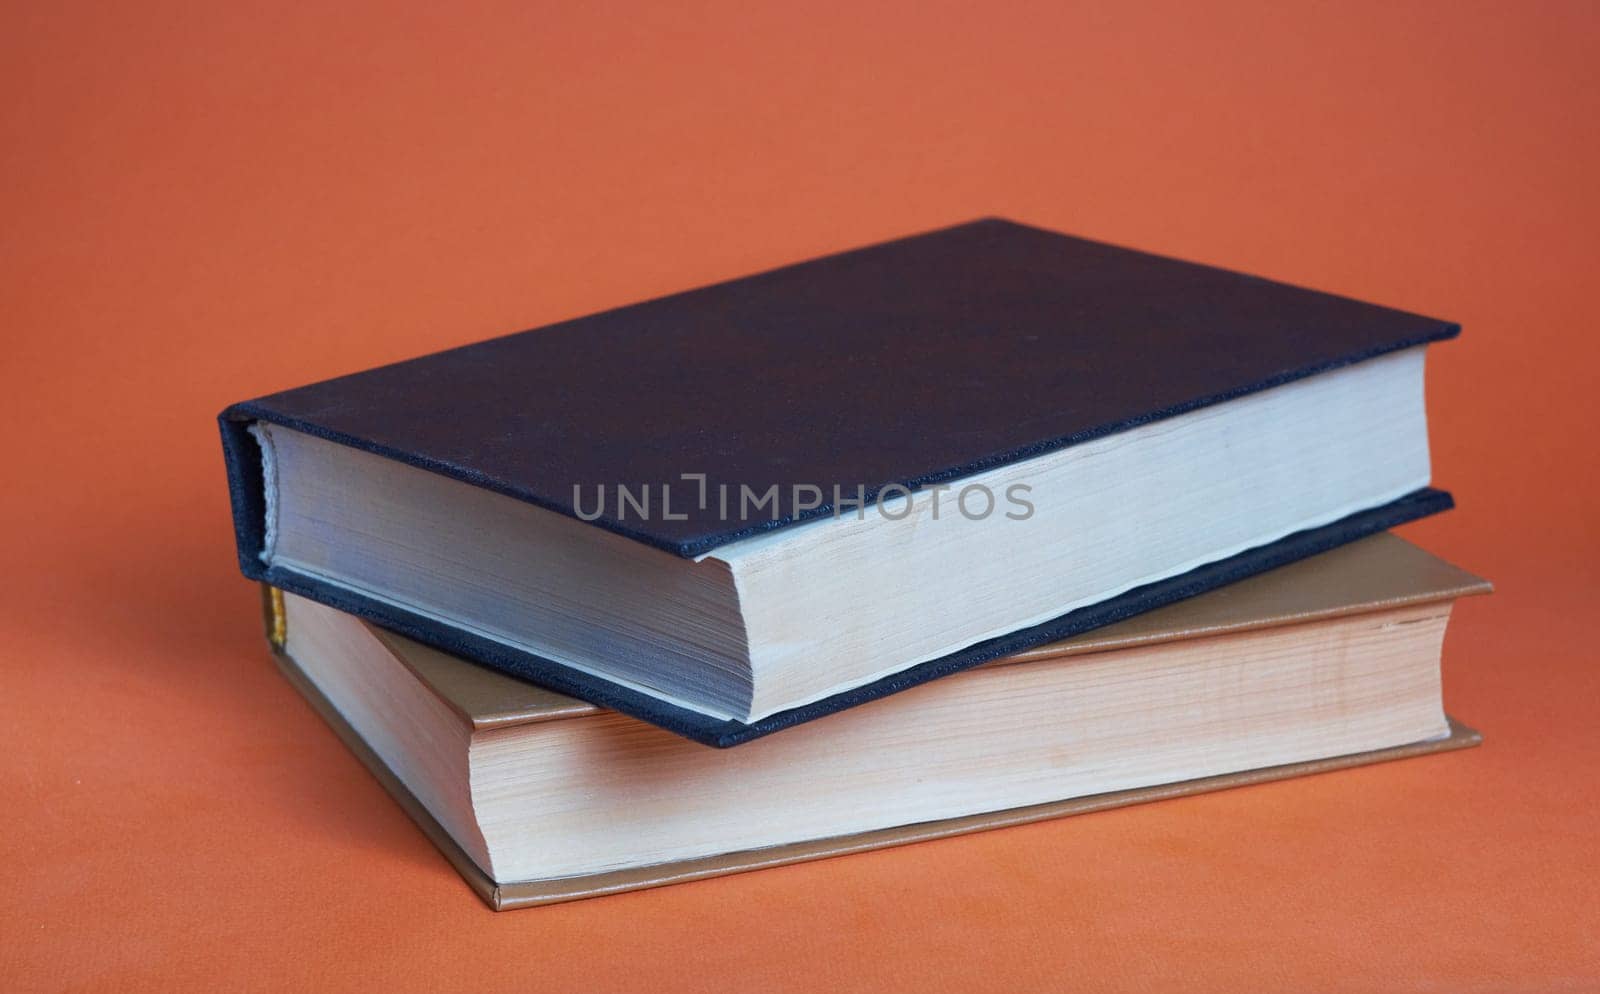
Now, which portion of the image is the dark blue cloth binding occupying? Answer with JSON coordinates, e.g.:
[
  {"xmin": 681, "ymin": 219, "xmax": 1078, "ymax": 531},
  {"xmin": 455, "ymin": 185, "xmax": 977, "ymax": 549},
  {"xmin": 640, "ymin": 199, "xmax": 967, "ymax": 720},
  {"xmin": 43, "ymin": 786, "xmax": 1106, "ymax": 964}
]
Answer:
[{"xmin": 220, "ymin": 218, "xmax": 1458, "ymax": 558}]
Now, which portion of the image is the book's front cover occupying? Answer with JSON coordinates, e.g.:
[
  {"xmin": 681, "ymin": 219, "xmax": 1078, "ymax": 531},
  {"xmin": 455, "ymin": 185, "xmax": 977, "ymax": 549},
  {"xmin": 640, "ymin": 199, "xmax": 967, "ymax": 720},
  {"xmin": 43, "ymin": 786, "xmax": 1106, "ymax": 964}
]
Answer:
[{"xmin": 221, "ymin": 218, "xmax": 1457, "ymax": 557}]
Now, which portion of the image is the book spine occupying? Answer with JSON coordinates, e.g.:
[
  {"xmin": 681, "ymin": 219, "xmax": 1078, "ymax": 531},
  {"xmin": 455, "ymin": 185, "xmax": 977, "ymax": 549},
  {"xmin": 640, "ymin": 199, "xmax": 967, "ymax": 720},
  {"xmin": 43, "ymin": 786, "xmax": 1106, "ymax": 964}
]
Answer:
[{"xmin": 218, "ymin": 411, "xmax": 271, "ymax": 581}]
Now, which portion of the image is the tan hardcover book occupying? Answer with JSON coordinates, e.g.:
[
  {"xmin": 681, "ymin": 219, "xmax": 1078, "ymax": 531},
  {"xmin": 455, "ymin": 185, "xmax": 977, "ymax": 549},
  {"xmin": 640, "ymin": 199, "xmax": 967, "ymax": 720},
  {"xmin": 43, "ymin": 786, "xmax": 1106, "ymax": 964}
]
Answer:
[{"xmin": 265, "ymin": 533, "xmax": 1489, "ymax": 910}]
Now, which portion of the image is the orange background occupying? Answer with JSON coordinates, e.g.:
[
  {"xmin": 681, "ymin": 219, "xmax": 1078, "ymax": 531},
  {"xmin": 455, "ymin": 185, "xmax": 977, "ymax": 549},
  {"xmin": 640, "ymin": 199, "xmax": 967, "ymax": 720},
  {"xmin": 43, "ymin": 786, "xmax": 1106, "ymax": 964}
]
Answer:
[{"xmin": 3, "ymin": 2, "xmax": 1596, "ymax": 991}]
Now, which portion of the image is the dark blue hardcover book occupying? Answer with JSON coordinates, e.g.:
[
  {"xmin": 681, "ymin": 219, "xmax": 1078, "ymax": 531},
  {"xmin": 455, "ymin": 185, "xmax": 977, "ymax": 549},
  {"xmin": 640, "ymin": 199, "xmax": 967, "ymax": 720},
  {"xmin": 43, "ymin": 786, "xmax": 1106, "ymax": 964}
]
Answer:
[{"xmin": 220, "ymin": 218, "xmax": 1458, "ymax": 746}]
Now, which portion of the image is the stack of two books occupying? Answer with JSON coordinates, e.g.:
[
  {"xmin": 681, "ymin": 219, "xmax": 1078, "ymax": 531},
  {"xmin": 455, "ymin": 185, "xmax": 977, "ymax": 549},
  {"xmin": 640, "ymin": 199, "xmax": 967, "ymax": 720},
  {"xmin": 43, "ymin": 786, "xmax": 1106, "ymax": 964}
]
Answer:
[{"xmin": 219, "ymin": 220, "xmax": 1489, "ymax": 909}]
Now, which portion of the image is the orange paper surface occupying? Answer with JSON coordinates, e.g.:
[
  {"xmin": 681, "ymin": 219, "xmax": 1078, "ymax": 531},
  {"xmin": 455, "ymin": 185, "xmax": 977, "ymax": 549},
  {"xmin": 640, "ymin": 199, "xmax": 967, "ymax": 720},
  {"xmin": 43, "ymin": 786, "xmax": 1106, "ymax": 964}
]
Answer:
[{"xmin": 2, "ymin": 2, "xmax": 1596, "ymax": 991}]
